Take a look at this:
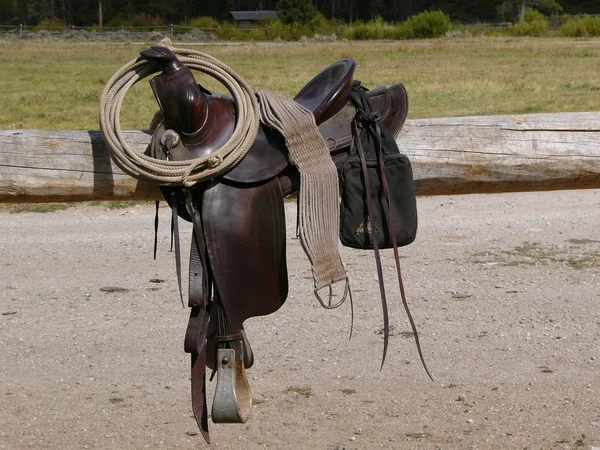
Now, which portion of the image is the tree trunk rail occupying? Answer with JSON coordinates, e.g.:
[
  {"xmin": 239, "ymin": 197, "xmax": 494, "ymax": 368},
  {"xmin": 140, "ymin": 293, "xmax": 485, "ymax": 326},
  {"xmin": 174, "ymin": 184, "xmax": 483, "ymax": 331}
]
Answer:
[{"xmin": 1, "ymin": 112, "xmax": 599, "ymax": 203}]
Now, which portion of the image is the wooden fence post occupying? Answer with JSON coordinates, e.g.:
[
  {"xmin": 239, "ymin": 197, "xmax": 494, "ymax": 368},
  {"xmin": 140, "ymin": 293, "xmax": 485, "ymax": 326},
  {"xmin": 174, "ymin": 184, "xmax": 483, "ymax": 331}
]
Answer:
[{"xmin": 1, "ymin": 113, "xmax": 600, "ymax": 203}]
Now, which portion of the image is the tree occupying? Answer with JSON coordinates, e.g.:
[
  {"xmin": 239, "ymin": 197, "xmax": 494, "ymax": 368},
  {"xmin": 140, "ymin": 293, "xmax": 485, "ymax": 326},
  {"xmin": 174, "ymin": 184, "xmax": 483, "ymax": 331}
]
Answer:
[
  {"xmin": 278, "ymin": 0, "xmax": 317, "ymax": 24},
  {"xmin": 0, "ymin": 0, "xmax": 18, "ymax": 22},
  {"xmin": 532, "ymin": 0, "xmax": 563, "ymax": 15}
]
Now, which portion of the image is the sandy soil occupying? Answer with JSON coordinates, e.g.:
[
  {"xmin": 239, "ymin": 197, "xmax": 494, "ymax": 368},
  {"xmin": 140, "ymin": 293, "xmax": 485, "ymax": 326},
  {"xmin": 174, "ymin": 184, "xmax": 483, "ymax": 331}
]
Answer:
[{"xmin": 1, "ymin": 189, "xmax": 599, "ymax": 450}]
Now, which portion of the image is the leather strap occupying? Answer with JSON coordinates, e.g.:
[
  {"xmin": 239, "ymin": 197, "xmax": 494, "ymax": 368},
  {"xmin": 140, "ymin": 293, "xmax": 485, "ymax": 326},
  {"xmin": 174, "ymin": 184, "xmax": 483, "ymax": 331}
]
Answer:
[
  {"xmin": 353, "ymin": 103, "xmax": 433, "ymax": 379},
  {"xmin": 182, "ymin": 188, "xmax": 213, "ymax": 443},
  {"xmin": 185, "ymin": 232, "xmax": 212, "ymax": 443},
  {"xmin": 373, "ymin": 119, "xmax": 434, "ymax": 381},
  {"xmin": 184, "ymin": 190, "xmax": 211, "ymax": 308},
  {"xmin": 352, "ymin": 117, "xmax": 390, "ymax": 368},
  {"xmin": 191, "ymin": 351, "xmax": 210, "ymax": 443},
  {"xmin": 170, "ymin": 191, "xmax": 184, "ymax": 307},
  {"xmin": 153, "ymin": 201, "xmax": 159, "ymax": 260}
]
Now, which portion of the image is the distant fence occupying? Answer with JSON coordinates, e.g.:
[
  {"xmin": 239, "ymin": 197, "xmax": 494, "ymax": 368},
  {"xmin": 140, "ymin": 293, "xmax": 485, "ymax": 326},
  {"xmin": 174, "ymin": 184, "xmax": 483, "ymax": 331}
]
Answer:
[
  {"xmin": 0, "ymin": 24, "xmax": 224, "ymax": 39},
  {"xmin": 2, "ymin": 15, "xmax": 600, "ymax": 40}
]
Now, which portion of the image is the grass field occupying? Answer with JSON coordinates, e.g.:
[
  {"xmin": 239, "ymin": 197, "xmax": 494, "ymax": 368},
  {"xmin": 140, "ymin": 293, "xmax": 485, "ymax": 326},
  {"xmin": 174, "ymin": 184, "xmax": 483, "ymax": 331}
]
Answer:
[{"xmin": 1, "ymin": 37, "xmax": 600, "ymax": 130}]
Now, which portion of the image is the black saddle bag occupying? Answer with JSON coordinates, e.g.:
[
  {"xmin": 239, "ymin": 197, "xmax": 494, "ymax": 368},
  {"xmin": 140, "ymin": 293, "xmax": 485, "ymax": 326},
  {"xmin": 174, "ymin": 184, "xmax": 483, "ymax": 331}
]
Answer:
[{"xmin": 339, "ymin": 83, "xmax": 417, "ymax": 249}]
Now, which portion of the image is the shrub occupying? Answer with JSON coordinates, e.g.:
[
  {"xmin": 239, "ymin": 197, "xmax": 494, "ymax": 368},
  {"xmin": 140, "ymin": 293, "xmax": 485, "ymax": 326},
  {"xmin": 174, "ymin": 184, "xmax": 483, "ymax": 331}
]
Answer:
[
  {"xmin": 246, "ymin": 27, "xmax": 268, "ymax": 40},
  {"xmin": 343, "ymin": 17, "xmax": 398, "ymax": 40},
  {"xmin": 390, "ymin": 22, "xmax": 412, "ymax": 39},
  {"xmin": 343, "ymin": 21, "xmax": 368, "ymax": 40},
  {"xmin": 310, "ymin": 13, "xmax": 335, "ymax": 35},
  {"xmin": 367, "ymin": 17, "xmax": 398, "ymax": 39},
  {"xmin": 559, "ymin": 15, "xmax": 600, "ymax": 37},
  {"xmin": 288, "ymin": 22, "xmax": 313, "ymax": 39},
  {"xmin": 265, "ymin": 20, "xmax": 294, "ymax": 40},
  {"xmin": 326, "ymin": 18, "xmax": 348, "ymax": 37},
  {"xmin": 33, "ymin": 17, "xmax": 66, "ymax": 31},
  {"xmin": 523, "ymin": 8, "xmax": 546, "ymax": 23},
  {"xmin": 509, "ymin": 8, "xmax": 549, "ymax": 36},
  {"xmin": 404, "ymin": 10, "xmax": 451, "ymax": 38},
  {"xmin": 187, "ymin": 16, "xmax": 219, "ymax": 29}
]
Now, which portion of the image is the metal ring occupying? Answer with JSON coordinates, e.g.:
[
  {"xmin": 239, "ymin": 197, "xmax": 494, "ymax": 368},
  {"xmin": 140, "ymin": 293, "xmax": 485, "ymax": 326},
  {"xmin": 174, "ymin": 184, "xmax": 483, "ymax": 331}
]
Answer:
[{"xmin": 313, "ymin": 278, "xmax": 350, "ymax": 310}]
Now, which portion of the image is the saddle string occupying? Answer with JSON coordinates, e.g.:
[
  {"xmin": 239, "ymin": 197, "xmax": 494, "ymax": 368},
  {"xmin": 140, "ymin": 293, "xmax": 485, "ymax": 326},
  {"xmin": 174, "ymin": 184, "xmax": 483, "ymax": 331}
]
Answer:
[
  {"xmin": 170, "ymin": 191, "xmax": 185, "ymax": 308},
  {"xmin": 349, "ymin": 283, "xmax": 354, "ymax": 340},
  {"xmin": 352, "ymin": 117, "xmax": 390, "ymax": 369},
  {"xmin": 153, "ymin": 201, "xmax": 159, "ymax": 260},
  {"xmin": 352, "ymin": 109, "xmax": 433, "ymax": 378},
  {"xmin": 169, "ymin": 213, "xmax": 174, "ymax": 252},
  {"xmin": 371, "ymin": 117, "xmax": 434, "ymax": 381}
]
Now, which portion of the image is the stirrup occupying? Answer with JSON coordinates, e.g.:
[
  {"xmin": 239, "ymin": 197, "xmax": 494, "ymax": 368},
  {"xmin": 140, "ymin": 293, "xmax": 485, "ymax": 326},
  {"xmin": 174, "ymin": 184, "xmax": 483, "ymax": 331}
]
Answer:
[{"xmin": 211, "ymin": 344, "xmax": 252, "ymax": 423}]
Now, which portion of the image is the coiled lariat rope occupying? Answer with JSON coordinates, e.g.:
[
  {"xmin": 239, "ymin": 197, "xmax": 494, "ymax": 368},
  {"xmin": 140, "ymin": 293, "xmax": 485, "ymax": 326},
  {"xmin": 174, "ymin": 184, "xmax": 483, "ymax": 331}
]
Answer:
[{"xmin": 99, "ymin": 39, "xmax": 259, "ymax": 187}]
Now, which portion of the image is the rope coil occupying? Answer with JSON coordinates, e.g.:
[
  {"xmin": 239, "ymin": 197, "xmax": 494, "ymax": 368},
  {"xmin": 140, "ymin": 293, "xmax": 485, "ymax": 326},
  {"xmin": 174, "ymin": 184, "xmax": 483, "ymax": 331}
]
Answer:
[{"xmin": 99, "ymin": 38, "xmax": 259, "ymax": 187}]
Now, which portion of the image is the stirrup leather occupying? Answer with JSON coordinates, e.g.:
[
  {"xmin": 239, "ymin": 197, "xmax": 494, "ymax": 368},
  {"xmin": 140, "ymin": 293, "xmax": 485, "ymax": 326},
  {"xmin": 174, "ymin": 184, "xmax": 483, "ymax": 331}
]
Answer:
[{"xmin": 206, "ymin": 329, "xmax": 254, "ymax": 371}]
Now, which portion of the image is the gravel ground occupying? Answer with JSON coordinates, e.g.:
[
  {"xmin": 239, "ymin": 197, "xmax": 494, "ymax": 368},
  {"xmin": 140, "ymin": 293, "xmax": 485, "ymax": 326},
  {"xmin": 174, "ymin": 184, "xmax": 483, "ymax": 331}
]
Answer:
[{"xmin": 1, "ymin": 189, "xmax": 599, "ymax": 449}]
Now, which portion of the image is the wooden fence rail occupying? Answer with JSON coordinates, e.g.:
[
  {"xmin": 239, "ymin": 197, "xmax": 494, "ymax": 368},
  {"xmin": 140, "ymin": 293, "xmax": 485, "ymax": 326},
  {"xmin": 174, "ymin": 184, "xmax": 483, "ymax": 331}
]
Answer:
[{"xmin": 1, "ymin": 112, "xmax": 599, "ymax": 203}]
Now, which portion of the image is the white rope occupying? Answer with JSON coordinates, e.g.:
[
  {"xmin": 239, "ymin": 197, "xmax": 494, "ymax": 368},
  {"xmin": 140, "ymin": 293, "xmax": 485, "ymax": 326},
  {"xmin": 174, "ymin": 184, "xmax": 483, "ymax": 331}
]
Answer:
[{"xmin": 99, "ymin": 38, "xmax": 259, "ymax": 187}]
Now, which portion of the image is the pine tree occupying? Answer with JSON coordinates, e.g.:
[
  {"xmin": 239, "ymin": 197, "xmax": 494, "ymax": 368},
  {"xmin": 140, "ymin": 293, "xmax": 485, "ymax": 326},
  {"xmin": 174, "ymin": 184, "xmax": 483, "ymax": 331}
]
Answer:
[{"xmin": 278, "ymin": 0, "xmax": 317, "ymax": 24}]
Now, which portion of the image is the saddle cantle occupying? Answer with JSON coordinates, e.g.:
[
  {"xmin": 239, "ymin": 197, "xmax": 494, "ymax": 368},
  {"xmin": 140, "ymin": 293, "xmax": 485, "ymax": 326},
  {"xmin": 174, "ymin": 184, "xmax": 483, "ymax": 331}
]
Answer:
[
  {"xmin": 140, "ymin": 46, "xmax": 413, "ymax": 443},
  {"xmin": 294, "ymin": 58, "xmax": 356, "ymax": 124}
]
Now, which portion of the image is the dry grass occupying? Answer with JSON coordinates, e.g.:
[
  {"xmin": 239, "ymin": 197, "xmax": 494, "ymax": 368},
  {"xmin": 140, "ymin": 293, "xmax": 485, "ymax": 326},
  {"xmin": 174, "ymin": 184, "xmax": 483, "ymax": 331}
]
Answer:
[{"xmin": 1, "ymin": 37, "xmax": 600, "ymax": 130}]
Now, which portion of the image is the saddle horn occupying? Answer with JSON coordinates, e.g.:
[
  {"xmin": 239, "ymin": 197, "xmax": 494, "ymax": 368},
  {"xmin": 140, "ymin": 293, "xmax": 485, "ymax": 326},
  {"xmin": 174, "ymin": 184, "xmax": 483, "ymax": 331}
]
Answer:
[{"xmin": 140, "ymin": 45, "xmax": 208, "ymax": 141}]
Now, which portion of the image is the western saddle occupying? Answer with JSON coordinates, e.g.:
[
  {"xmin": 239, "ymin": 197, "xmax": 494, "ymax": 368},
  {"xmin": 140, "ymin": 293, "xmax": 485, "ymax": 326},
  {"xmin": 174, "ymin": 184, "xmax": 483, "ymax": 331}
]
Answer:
[{"xmin": 135, "ymin": 45, "xmax": 409, "ymax": 443}]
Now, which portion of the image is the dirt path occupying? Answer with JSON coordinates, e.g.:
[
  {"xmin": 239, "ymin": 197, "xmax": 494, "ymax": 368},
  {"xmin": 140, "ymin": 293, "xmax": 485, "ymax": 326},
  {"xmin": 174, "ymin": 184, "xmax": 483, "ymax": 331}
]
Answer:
[{"xmin": 1, "ymin": 190, "xmax": 599, "ymax": 449}]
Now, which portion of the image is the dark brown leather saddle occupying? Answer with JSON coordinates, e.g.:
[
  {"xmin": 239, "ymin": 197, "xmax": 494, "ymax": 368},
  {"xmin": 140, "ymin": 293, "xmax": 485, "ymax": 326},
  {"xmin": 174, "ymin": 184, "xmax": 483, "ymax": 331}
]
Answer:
[{"xmin": 139, "ymin": 46, "xmax": 409, "ymax": 443}]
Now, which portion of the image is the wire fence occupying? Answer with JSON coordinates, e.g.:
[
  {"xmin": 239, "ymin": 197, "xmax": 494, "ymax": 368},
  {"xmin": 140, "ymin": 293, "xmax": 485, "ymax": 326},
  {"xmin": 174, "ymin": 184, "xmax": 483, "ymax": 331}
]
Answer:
[
  {"xmin": 0, "ymin": 24, "xmax": 223, "ymax": 39},
  {"xmin": 2, "ymin": 15, "xmax": 600, "ymax": 40}
]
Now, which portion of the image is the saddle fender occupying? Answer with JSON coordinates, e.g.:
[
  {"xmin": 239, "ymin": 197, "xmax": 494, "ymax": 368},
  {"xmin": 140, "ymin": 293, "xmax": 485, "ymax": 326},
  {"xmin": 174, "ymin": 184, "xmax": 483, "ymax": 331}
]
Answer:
[{"xmin": 201, "ymin": 177, "xmax": 288, "ymax": 330}]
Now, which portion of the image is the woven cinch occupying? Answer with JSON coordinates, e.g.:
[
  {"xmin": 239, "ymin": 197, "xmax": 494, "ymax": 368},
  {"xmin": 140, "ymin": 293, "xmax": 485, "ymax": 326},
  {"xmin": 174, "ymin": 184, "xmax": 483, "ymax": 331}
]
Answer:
[{"xmin": 255, "ymin": 89, "xmax": 348, "ymax": 299}]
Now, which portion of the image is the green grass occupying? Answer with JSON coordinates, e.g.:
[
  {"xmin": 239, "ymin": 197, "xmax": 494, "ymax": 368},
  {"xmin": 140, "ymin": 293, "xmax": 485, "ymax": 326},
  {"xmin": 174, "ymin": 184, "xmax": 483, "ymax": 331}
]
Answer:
[
  {"xmin": 6, "ymin": 203, "xmax": 73, "ymax": 213},
  {"xmin": 1, "ymin": 37, "xmax": 600, "ymax": 131},
  {"xmin": 576, "ymin": 434, "xmax": 587, "ymax": 447},
  {"xmin": 0, "ymin": 200, "xmax": 152, "ymax": 213},
  {"xmin": 285, "ymin": 386, "xmax": 312, "ymax": 397},
  {"xmin": 470, "ymin": 240, "xmax": 600, "ymax": 270}
]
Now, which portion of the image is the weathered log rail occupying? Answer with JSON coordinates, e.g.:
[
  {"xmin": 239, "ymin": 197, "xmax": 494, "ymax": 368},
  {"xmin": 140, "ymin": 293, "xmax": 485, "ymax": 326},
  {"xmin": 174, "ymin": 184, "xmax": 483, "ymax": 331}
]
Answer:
[{"xmin": 1, "ymin": 112, "xmax": 599, "ymax": 203}]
